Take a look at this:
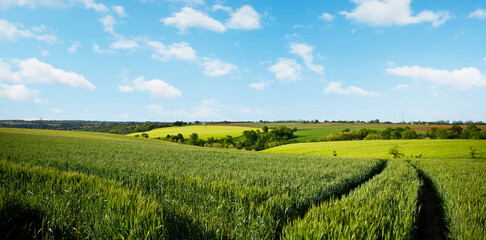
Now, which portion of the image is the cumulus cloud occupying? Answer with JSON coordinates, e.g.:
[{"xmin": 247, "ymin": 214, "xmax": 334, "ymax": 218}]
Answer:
[
  {"xmin": 110, "ymin": 39, "xmax": 139, "ymax": 50},
  {"xmin": 468, "ymin": 9, "xmax": 486, "ymax": 19},
  {"xmin": 0, "ymin": 19, "xmax": 58, "ymax": 43},
  {"xmin": 147, "ymin": 40, "xmax": 197, "ymax": 62},
  {"xmin": 19, "ymin": 58, "xmax": 94, "ymax": 89},
  {"xmin": 387, "ymin": 65, "xmax": 486, "ymax": 89},
  {"xmin": 0, "ymin": 83, "xmax": 40, "ymax": 102},
  {"xmin": 249, "ymin": 82, "xmax": 268, "ymax": 90},
  {"xmin": 202, "ymin": 57, "xmax": 237, "ymax": 76},
  {"xmin": 112, "ymin": 5, "xmax": 127, "ymax": 17},
  {"xmin": 325, "ymin": 81, "xmax": 379, "ymax": 96},
  {"xmin": 119, "ymin": 76, "xmax": 182, "ymax": 98},
  {"xmin": 0, "ymin": 58, "xmax": 94, "ymax": 90},
  {"xmin": 319, "ymin": 12, "xmax": 335, "ymax": 21},
  {"xmin": 340, "ymin": 0, "xmax": 450, "ymax": 27},
  {"xmin": 161, "ymin": 5, "xmax": 261, "ymax": 33},
  {"xmin": 160, "ymin": 7, "xmax": 226, "ymax": 33},
  {"xmin": 290, "ymin": 42, "xmax": 324, "ymax": 74},
  {"xmin": 226, "ymin": 5, "xmax": 261, "ymax": 30},
  {"xmin": 268, "ymin": 58, "xmax": 302, "ymax": 81}
]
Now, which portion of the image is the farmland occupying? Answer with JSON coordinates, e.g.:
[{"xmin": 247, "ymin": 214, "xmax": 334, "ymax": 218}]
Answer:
[
  {"xmin": 263, "ymin": 139, "xmax": 486, "ymax": 159},
  {"xmin": 127, "ymin": 125, "xmax": 260, "ymax": 140},
  {"xmin": 1, "ymin": 127, "xmax": 485, "ymax": 239}
]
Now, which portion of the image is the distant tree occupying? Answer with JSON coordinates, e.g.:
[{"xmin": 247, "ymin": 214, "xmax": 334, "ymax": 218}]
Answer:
[
  {"xmin": 188, "ymin": 133, "xmax": 199, "ymax": 145},
  {"xmin": 262, "ymin": 126, "xmax": 269, "ymax": 133},
  {"xmin": 462, "ymin": 124, "xmax": 480, "ymax": 139}
]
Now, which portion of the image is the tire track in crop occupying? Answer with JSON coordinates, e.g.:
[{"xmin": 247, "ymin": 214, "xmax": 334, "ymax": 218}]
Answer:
[
  {"xmin": 275, "ymin": 159, "xmax": 388, "ymax": 240},
  {"xmin": 410, "ymin": 164, "xmax": 448, "ymax": 240}
]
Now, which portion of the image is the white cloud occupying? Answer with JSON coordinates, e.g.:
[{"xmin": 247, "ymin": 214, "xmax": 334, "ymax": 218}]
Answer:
[
  {"xmin": 249, "ymin": 82, "xmax": 268, "ymax": 90},
  {"xmin": 17, "ymin": 58, "xmax": 94, "ymax": 89},
  {"xmin": 31, "ymin": 24, "xmax": 47, "ymax": 32},
  {"xmin": 268, "ymin": 58, "xmax": 302, "ymax": 81},
  {"xmin": 0, "ymin": 58, "xmax": 94, "ymax": 90},
  {"xmin": 76, "ymin": 0, "xmax": 108, "ymax": 12},
  {"xmin": 290, "ymin": 42, "xmax": 324, "ymax": 74},
  {"xmin": 99, "ymin": 15, "xmax": 117, "ymax": 35},
  {"xmin": 118, "ymin": 85, "xmax": 133, "ymax": 92},
  {"xmin": 0, "ymin": 0, "xmax": 65, "ymax": 8},
  {"xmin": 112, "ymin": 5, "xmax": 127, "ymax": 17},
  {"xmin": 212, "ymin": 4, "xmax": 232, "ymax": 12},
  {"xmin": 68, "ymin": 42, "xmax": 81, "ymax": 52},
  {"xmin": 52, "ymin": 108, "xmax": 63, "ymax": 113},
  {"xmin": 119, "ymin": 76, "xmax": 182, "ymax": 98},
  {"xmin": 484, "ymin": 57, "xmax": 486, "ymax": 63},
  {"xmin": 202, "ymin": 57, "xmax": 237, "ymax": 76},
  {"xmin": 168, "ymin": 0, "xmax": 205, "ymax": 6},
  {"xmin": 325, "ymin": 81, "xmax": 379, "ymax": 96},
  {"xmin": 92, "ymin": 43, "xmax": 105, "ymax": 54},
  {"xmin": 468, "ymin": 9, "xmax": 486, "ymax": 19},
  {"xmin": 0, "ymin": 19, "xmax": 57, "ymax": 43},
  {"xmin": 319, "ymin": 12, "xmax": 335, "ymax": 21},
  {"xmin": 340, "ymin": 0, "xmax": 450, "ymax": 27},
  {"xmin": 0, "ymin": 83, "xmax": 39, "ymax": 102},
  {"xmin": 41, "ymin": 50, "xmax": 49, "ymax": 56},
  {"xmin": 226, "ymin": 5, "xmax": 260, "ymax": 30},
  {"xmin": 148, "ymin": 40, "xmax": 197, "ymax": 62},
  {"xmin": 161, "ymin": 7, "xmax": 226, "ymax": 33},
  {"xmin": 387, "ymin": 65, "xmax": 486, "ymax": 89},
  {"xmin": 110, "ymin": 39, "xmax": 139, "ymax": 50},
  {"xmin": 0, "ymin": 0, "xmax": 107, "ymax": 12}
]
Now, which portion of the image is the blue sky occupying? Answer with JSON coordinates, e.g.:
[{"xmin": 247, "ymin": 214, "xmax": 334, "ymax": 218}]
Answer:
[{"xmin": 1, "ymin": 0, "xmax": 485, "ymax": 122}]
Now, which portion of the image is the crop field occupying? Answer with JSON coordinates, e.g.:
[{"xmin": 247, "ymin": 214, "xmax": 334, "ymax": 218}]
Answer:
[
  {"xmin": 283, "ymin": 160, "xmax": 421, "ymax": 239},
  {"xmin": 0, "ymin": 128, "xmax": 384, "ymax": 239},
  {"xmin": 411, "ymin": 159, "xmax": 486, "ymax": 239},
  {"xmin": 1, "ymin": 128, "xmax": 485, "ymax": 239},
  {"xmin": 263, "ymin": 139, "xmax": 486, "ymax": 159},
  {"xmin": 127, "ymin": 125, "xmax": 260, "ymax": 140}
]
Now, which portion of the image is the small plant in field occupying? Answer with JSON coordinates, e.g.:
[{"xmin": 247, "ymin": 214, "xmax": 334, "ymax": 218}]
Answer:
[
  {"xmin": 469, "ymin": 147, "xmax": 478, "ymax": 159},
  {"xmin": 388, "ymin": 144, "xmax": 404, "ymax": 158},
  {"xmin": 333, "ymin": 150, "xmax": 337, "ymax": 157}
]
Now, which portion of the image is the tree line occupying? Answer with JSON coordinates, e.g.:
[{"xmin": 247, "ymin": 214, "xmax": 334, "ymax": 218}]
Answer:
[
  {"xmin": 318, "ymin": 124, "xmax": 486, "ymax": 142},
  {"xmin": 156, "ymin": 126, "xmax": 297, "ymax": 151}
]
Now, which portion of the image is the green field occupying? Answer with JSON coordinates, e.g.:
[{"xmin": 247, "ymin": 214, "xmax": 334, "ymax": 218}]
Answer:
[
  {"xmin": 263, "ymin": 139, "xmax": 486, "ymax": 159},
  {"xmin": 1, "ymin": 128, "xmax": 485, "ymax": 239},
  {"xmin": 218, "ymin": 123, "xmax": 388, "ymax": 142},
  {"xmin": 0, "ymin": 128, "xmax": 383, "ymax": 239},
  {"xmin": 127, "ymin": 125, "xmax": 260, "ymax": 140}
]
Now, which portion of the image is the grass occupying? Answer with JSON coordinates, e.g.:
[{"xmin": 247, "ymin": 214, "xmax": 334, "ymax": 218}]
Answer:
[
  {"xmin": 411, "ymin": 159, "xmax": 486, "ymax": 239},
  {"xmin": 263, "ymin": 139, "xmax": 486, "ymax": 159},
  {"xmin": 0, "ymin": 128, "xmax": 383, "ymax": 239},
  {"xmin": 282, "ymin": 160, "xmax": 421, "ymax": 239},
  {"xmin": 126, "ymin": 125, "xmax": 261, "ymax": 140}
]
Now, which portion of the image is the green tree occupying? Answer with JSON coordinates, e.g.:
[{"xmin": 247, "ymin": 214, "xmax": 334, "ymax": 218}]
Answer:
[{"xmin": 262, "ymin": 126, "xmax": 269, "ymax": 133}]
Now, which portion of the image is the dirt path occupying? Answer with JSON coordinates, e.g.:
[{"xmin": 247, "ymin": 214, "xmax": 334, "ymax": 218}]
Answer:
[{"xmin": 414, "ymin": 167, "xmax": 448, "ymax": 240}]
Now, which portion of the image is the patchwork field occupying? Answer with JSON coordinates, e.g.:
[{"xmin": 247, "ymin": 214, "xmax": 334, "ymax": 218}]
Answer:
[
  {"xmin": 263, "ymin": 139, "xmax": 486, "ymax": 159},
  {"xmin": 127, "ymin": 125, "xmax": 260, "ymax": 140},
  {"xmin": 1, "ymin": 128, "xmax": 485, "ymax": 239}
]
